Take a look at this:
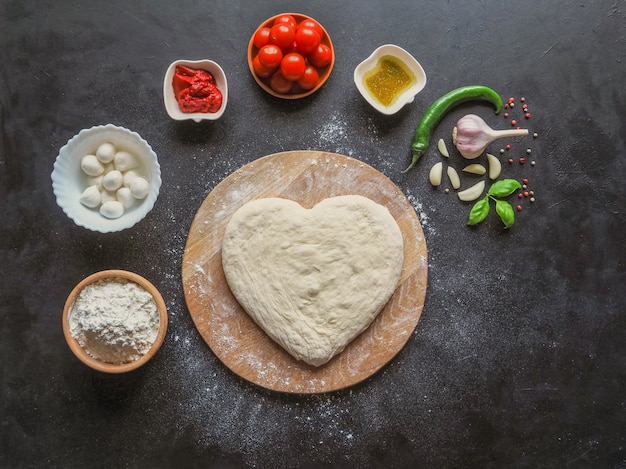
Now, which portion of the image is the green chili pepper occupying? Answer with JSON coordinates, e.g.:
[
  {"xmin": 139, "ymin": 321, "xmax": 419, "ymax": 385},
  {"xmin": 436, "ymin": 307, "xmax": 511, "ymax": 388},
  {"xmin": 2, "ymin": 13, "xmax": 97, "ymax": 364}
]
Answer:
[{"xmin": 403, "ymin": 85, "xmax": 503, "ymax": 173}]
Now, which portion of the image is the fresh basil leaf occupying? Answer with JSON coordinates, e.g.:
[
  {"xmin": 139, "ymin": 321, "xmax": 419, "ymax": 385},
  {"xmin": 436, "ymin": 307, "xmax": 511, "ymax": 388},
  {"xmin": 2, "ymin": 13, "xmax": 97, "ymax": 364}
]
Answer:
[
  {"xmin": 468, "ymin": 197, "xmax": 490, "ymax": 225},
  {"xmin": 495, "ymin": 199, "xmax": 515, "ymax": 228},
  {"xmin": 487, "ymin": 179, "xmax": 522, "ymax": 198}
]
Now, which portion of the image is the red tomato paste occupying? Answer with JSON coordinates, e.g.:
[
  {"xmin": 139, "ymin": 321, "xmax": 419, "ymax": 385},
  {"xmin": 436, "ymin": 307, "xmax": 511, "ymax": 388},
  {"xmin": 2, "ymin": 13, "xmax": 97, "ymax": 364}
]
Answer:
[{"xmin": 172, "ymin": 65, "xmax": 223, "ymax": 113}]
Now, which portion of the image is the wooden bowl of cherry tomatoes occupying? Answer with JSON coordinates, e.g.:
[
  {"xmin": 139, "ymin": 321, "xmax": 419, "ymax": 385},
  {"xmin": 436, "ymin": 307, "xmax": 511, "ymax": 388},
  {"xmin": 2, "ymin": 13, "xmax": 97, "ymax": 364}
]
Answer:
[{"xmin": 248, "ymin": 13, "xmax": 335, "ymax": 99}]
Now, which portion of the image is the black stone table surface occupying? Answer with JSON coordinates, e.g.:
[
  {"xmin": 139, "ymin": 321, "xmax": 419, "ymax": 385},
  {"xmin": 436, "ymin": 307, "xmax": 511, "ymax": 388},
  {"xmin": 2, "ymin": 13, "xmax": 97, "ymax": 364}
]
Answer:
[{"xmin": 1, "ymin": 1, "xmax": 624, "ymax": 467}]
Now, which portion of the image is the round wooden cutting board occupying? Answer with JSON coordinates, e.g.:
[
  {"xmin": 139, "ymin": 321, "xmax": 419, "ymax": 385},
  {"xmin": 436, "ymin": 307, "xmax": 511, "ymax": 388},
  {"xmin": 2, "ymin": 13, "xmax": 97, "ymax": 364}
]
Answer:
[{"xmin": 182, "ymin": 150, "xmax": 428, "ymax": 393}]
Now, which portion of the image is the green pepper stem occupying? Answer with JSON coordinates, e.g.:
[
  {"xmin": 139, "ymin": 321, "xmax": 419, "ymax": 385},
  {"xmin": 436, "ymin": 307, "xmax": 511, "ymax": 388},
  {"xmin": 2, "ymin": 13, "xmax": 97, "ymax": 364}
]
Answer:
[{"xmin": 402, "ymin": 152, "xmax": 423, "ymax": 173}]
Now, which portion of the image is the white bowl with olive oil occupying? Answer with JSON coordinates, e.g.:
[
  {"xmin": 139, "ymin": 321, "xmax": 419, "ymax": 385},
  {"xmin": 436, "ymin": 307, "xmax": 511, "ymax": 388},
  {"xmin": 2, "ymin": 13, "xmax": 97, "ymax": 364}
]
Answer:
[{"xmin": 354, "ymin": 44, "xmax": 427, "ymax": 115}]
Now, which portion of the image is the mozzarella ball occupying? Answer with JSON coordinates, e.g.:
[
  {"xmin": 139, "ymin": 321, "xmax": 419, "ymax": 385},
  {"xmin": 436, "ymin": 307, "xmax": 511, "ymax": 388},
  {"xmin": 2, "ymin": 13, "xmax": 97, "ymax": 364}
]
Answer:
[
  {"xmin": 79, "ymin": 185, "xmax": 102, "ymax": 208},
  {"xmin": 122, "ymin": 170, "xmax": 140, "ymax": 188},
  {"xmin": 114, "ymin": 151, "xmax": 138, "ymax": 172},
  {"xmin": 102, "ymin": 162, "xmax": 115, "ymax": 174},
  {"xmin": 130, "ymin": 176, "xmax": 150, "ymax": 199},
  {"xmin": 116, "ymin": 187, "xmax": 135, "ymax": 209},
  {"xmin": 81, "ymin": 154, "xmax": 104, "ymax": 176},
  {"xmin": 100, "ymin": 190, "xmax": 117, "ymax": 204},
  {"xmin": 102, "ymin": 170, "xmax": 123, "ymax": 191},
  {"xmin": 87, "ymin": 175, "xmax": 103, "ymax": 190},
  {"xmin": 95, "ymin": 142, "xmax": 116, "ymax": 164},
  {"xmin": 100, "ymin": 200, "xmax": 124, "ymax": 219}
]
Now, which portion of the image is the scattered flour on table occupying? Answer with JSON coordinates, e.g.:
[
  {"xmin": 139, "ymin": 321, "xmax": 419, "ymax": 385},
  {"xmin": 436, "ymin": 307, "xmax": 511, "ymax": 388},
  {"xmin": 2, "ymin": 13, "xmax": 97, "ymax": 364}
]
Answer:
[
  {"xmin": 313, "ymin": 113, "xmax": 355, "ymax": 156},
  {"xmin": 405, "ymin": 190, "xmax": 436, "ymax": 237}
]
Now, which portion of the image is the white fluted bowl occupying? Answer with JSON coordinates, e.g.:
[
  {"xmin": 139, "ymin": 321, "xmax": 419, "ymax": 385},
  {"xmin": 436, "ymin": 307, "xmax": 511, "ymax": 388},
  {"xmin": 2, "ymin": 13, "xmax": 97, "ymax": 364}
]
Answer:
[{"xmin": 51, "ymin": 124, "xmax": 161, "ymax": 233}]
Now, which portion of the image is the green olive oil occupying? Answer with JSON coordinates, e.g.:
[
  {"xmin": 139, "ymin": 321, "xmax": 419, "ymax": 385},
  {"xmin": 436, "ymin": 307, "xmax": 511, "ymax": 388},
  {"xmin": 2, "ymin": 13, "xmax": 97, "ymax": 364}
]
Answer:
[{"xmin": 363, "ymin": 55, "xmax": 416, "ymax": 107}]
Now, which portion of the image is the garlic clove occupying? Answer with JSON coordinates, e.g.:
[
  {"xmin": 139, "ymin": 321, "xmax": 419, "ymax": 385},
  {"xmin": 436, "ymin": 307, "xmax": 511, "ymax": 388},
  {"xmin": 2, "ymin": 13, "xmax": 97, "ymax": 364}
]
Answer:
[
  {"xmin": 437, "ymin": 138, "xmax": 449, "ymax": 157},
  {"xmin": 457, "ymin": 180, "xmax": 486, "ymax": 201},
  {"xmin": 429, "ymin": 162, "xmax": 443, "ymax": 186},
  {"xmin": 463, "ymin": 164, "xmax": 486, "ymax": 175},
  {"xmin": 447, "ymin": 166, "xmax": 461, "ymax": 189},
  {"xmin": 487, "ymin": 153, "xmax": 502, "ymax": 180}
]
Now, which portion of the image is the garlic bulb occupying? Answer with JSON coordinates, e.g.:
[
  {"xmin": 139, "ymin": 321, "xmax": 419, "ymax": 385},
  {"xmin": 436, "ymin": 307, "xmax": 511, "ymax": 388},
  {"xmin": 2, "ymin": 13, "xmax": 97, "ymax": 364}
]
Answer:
[{"xmin": 452, "ymin": 114, "xmax": 529, "ymax": 159}]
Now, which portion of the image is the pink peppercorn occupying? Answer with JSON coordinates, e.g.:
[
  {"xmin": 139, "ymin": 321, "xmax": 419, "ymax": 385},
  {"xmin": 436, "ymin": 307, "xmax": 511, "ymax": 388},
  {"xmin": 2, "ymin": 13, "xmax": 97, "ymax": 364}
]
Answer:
[
  {"xmin": 506, "ymin": 144, "xmax": 511, "ymax": 150},
  {"xmin": 523, "ymin": 178, "xmax": 529, "ymax": 184},
  {"xmin": 520, "ymin": 97, "xmax": 526, "ymax": 102},
  {"xmin": 517, "ymin": 205, "xmax": 523, "ymax": 211},
  {"xmin": 508, "ymin": 158, "xmax": 514, "ymax": 164},
  {"xmin": 511, "ymin": 119, "xmax": 517, "ymax": 126},
  {"xmin": 525, "ymin": 113, "xmax": 531, "ymax": 119},
  {"xmin": 520, "ymin": 157, "xmax": 526, "ymax": 164}
]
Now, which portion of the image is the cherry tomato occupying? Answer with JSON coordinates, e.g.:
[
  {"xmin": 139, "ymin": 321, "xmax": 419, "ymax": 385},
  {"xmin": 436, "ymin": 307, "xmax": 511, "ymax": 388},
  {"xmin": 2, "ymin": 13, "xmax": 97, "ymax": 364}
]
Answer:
[
  {"xmin": 269, "ymin": 23, "xmax": 295, "ymax": 51},
  {"xmin": 294, "ymin": 26, "xmax": 321, "ymax": 54},
  {"xmin": 252, "ymin": 56, "xmax": 274, "ymax": 78},
  {"xmin": 280, "ymin": 53, "xmax": 306, "ymax": 81},
  {"xmin": 253, "ymin": 27, "xmax": 271, "ymax": 49},
  {"xmin": 270, "ymin": 70, "xmax": 293, "ymax": 94},
  {"xmin": 299, "ymin": 19, "xmax": 324, "ymax": 38},
  {"xmin": 308, "ymin": 43, "xmax": 332, "ymax": 68},
  {"xmin": 297, "ymin": 65, "xmax": 319, "ymax": 90},
  {"xmin": 273, "ymin": 14, "xmax": 297, "ymax": 29},
  {"xmin": 257, "ymin": 44, "xmax": 283, "ymax": 68}
]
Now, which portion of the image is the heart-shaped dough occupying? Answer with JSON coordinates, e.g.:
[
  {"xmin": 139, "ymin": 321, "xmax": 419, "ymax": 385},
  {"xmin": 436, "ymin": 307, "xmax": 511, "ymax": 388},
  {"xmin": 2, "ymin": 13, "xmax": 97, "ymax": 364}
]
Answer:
[{"xmin": 221, "ymin": 195, "xmax": 404, "ymax": 366}]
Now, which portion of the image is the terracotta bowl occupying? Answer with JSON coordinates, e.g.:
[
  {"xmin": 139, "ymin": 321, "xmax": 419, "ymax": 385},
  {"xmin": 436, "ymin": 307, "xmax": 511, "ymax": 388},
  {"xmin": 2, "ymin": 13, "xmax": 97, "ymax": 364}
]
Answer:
[
  {"xmin": 62, "ymin": 270, "xmax": 168, "ymax": 373},
  {"xmin": 247, "ymin": 13, "xmax": 335, "ymax": 99}
]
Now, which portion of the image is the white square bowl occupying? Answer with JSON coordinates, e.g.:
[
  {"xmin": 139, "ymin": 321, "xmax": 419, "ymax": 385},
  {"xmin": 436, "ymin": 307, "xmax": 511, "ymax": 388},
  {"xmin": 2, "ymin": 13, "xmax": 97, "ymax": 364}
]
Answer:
[
  {"xmin": 163, "ymin": 59, "xmax": 228, "ymax": 122},
  {"xmin": 354, "ymin": 44, "xmax": 427, "ymax": 115}
]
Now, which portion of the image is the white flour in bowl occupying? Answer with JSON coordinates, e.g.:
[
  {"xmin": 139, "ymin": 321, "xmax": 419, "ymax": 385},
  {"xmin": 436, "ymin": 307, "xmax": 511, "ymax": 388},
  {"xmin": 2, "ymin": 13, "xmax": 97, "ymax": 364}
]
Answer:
[{"xmin": 69, "ymin": 278, "xmax": 160, "ymax": 364}]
